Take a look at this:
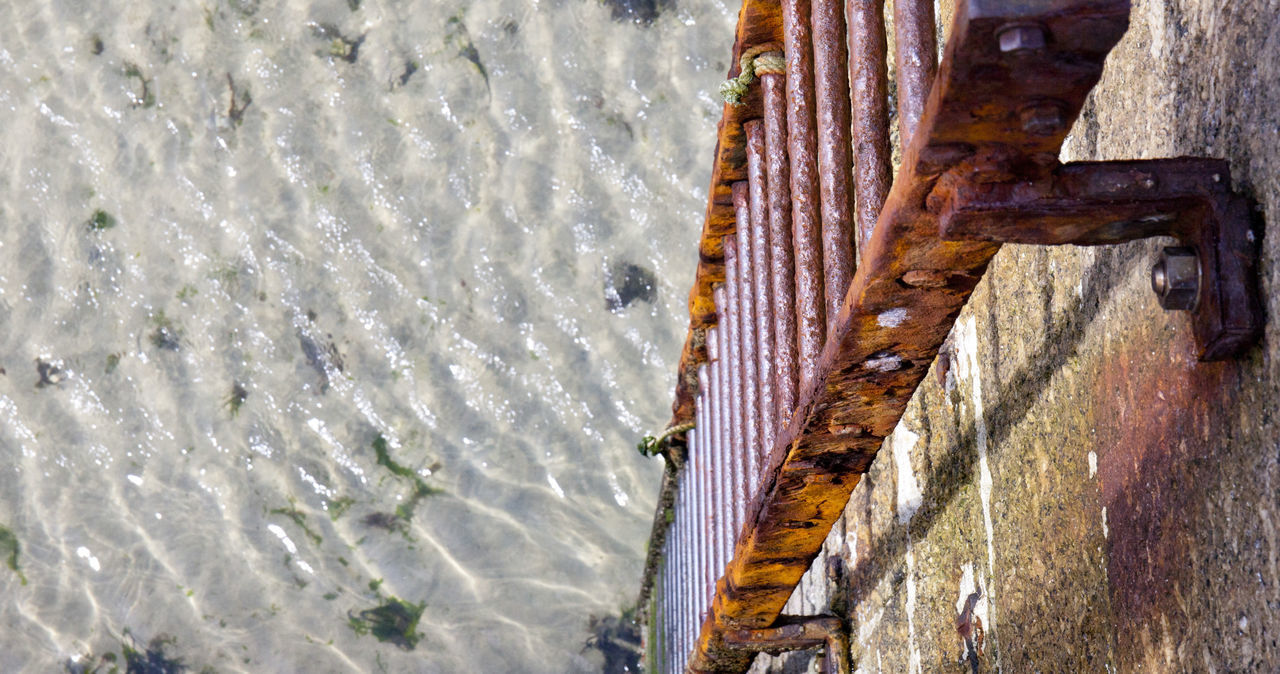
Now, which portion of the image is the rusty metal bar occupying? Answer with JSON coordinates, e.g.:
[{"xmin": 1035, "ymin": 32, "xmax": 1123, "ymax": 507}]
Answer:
[
  {"xmin": 848, "ymin": 0, "xmax": 892, "ymax": 255},
  {"xmin": 744, "ymin": 120, "xmax": 776, "ymax": 476},
  {"xmin": 811, "ymin": 0, "xmax": 856, "ymax": 332},
  {"xmin": 705, "ymin": 360, "xmax": 727, "ymax": 582},
  {"xmin": 762, "ymin": 72, "xmax": 798, "ymax": 426},
  {"xmin": 892, "ymin": 0, "xmax": 938, "ymax": 146},
  {"xmin": 712, "ymin": 292, "xmax": 738, "ymax": 543},
  {"xmin": 722, "ymin": 247, "xmax": 748, "ymax": 535},
  {"xmin": 732, "ymin": 182, "xmax": 761, "ymax": 500},
  {"xmin": 721, "ymin": 615, "xmax": 850, "ymax": 674},
  {"xmin": 660, "ymin": 533, "xmax": 669, "ymax": 672},
  {"xmin": 673, "ymin": 462, "xmax": 686, "ymax": 668},
  {"xmin": 712, "ymin": 326, "xmax": 731, "ymax": 556},
  {"xmin": 782, "ymin": 0, "xmax": 826, "ymax": 395},
  {"xmin": 697, "ymin": 370, "xmax": 720, "ymax": 604},
  {"xmin": 687, "ymin": 1, "xmax": 1144, "ymax": 670},
  {"xmin": 696, "ymin": 429, "xmax": 706, "ymax": 636},
  {"xmin": 938, "ymin": 157, "xmax": 1262, "ymax": 360}
]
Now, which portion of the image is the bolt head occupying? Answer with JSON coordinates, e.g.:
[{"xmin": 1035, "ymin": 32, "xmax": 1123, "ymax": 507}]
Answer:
[
  {"xmin": 1151, "ymin": 246, "xmax": 1200, "ymax": 311},
  {"xmin": 998, "ymin": 25, "xmax": 1047, "ymax": 53},
  {"xmin": 1020, "ymin": 102, "xmax": 1065, "ymax": 136}
]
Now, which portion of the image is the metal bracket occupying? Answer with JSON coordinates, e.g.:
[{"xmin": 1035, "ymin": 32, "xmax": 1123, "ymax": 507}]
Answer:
[
  {"xmin": 937, "ymin": 157, "xmax": 1263, "ymax": 360},
  {"xmin": 721, "ymin": 615, "xmax": 850, "ymax": 674}
]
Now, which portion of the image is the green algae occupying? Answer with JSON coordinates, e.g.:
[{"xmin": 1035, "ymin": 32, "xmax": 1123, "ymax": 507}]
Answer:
[
  {"xmin": 122, "ymin": 62, "xmax": 155, "ymax": 108},
  {"xmin": 269, "ymin": 499, "xmax": 323, "ymax": 546},
  {"xmin": 119, "ymin": 633, "xmax": 185, "ymax": 674},
  {"xmin": 88, "ymin": 209, "xmax": 117, "ymax": 230},
  {"xmin": 223, "ymin": 382, "xmax": 248, "ymax": 418},
  {"xmin": 347, "ymin": 596, "xmax": 426, "ymax": 651},
  {"xmin": 0, "ymin": 525, "xmax": 27, "ymax": 585},
  {"xmin": 148, "ymin": 311, "xmax": 182, "ymax": 351},
  {"xmin": 327, "ymin": 496, "xmax": 355, "ymax": 521},
  {"xmin": 370, "ymin": 435, "xmax": 443, "ymax": 522},
  {"xmin": 445, "ymin": 15, "xmax": 489, "ymax": 92}
]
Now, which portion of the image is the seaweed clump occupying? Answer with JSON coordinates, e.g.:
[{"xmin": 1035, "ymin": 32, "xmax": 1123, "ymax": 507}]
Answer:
[
  {"xmin": 1, "ymin": 525, "xmax": 27, "ymax": 585},
  {"xmin": 600, "ymin": 0, "xmax": 673, "ymax": 26},
  {"xmin": 87, "ymin": 209, "xmax": 117, "ymax": 230},
  {"xmin": 269, "ymin": 498, "xmax": 323, "ymax": 546},
  {"xmin": 347, "ymin": 597, "xmax": 426, "ymax": 650},
  {"xmin": 149, "ymin": 311, "xmax": 182, "ymax": 351},
  {"xmin": 582, "ymin": 606, "xmax": 643, "ymax": 673},
  {"xmin": 122, "ymin": 634, "xmax": 186, "ymax": 673},
  {"xmin": 371, "ymin": 434, "xmax": 443, "ymax": 522}
]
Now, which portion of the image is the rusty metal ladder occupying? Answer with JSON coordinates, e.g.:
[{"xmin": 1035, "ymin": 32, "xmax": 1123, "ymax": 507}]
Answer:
[{"xmin": 640, "ymin": 1, "xmax": 1262, "ymax": 672}]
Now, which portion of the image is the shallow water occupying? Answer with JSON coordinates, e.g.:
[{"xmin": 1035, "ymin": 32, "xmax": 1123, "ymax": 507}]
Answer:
[{"xmin": 0, "ymin": 1, "xmax": 734, "ymax": 670}]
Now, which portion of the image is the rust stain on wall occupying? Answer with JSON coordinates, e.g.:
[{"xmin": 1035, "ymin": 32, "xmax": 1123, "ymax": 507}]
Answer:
[{"xmin": 1092, "ymin": 334, "xmax": 1240, "ymax": 645}]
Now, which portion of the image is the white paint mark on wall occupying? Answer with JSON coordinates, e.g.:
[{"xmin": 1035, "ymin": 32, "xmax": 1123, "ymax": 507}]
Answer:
[
  {"xmin": 905, "ymin": 543, "xmax": 923, "ymax": 673},
  {"xmin": 1088, "ymin": 450, "xmax": 1098, "ymax": 478},
  {"xmin": 955, "ymin": 315, "xmax": 1000, "ymax": 670},
  {"xmin": 1102, "ymin": 506, "xmax": 1109, "ymax": 538},
  {"xmin": 893, "ymin": 427, "xmax": 923, "ymax": 524},
  {"xmin": 877, "ymin": 307, "xmax": 909, "ymax": 327},
  {"xmin": 956, "ymin": 562, "xmax": 990, "ymax": 651}
]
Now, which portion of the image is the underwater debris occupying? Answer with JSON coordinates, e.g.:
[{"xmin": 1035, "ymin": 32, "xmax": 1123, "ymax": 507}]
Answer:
[
  {"xmin": 298, "ymin": 329, "xmax": 343, "ymax": 392},
  {"xmin": 600, "ymin": 0, "xmax": 673, "ymax": 25},
  {"xmin": 396, "ymin": 59, "xmax": 419, "ymax": 88},
  {"xmin": 312, "ymin": 23, "xmax": 364, "ymax": 64},
  {"xmin": 604, "ymin": 261, "xmax": 657, "ymax": 311},
  {"xmin": 582, "ymin": 607, "xmax": 643, "ymax": 673},
  {"xmin": 149, "ymin": 311, "xmax": 182, "ymax": 351},
  {"xmin": 123, "ymin": 62, "xmax": 156, "ymax": 108},
  {"xmin": 121, "ymin": 633, "xmax": 186, "ymax": 674},
  {"xmin": 347, "ymin": 597, "xmax": 426, "ymax": 650},
  {"xmin": 360, "ymin": 511, "xmax": 408, "ymax": 534},
  {"xmin": 445, "ymin": 16, "xmax": 489, "ymax": 93},
  {"xmin": 225, "ymin": 73, "xmax": 252, "ymax": 127},
  {"xmin": 35, "ymin": 358, "xmax": 67, "ymax": 388},
  {"xmin": 223, "ymin": 382, "xmax": 248, "ymax": 417}
]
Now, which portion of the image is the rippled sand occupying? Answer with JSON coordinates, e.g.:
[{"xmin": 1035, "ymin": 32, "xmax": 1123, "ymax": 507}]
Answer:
[{"xmin": 0, "ymin": 0, "xmax": 734, "ymax": 670}]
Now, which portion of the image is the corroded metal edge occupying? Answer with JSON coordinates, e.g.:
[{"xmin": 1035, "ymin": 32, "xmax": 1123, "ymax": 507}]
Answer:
[
  {"xmin": 687, "ymin": 0, "xmax": 1133, "ymax": 670},
  {"xmin": 639, "ymin": 0, "xmax": 785, "ymax": 628},
  {"xmin": 671, "ymin": 0, "xmax": 786, "ymax": 430}
]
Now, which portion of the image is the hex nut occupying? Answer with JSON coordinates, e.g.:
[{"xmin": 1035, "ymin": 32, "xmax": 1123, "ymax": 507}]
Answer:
[
  {"xmin": 1150, "ymin": 246, "xmax": 1200, "ymax": 311},
  {"xmin": 998, "ymin": 24, "xmax": 1047, "ymax": 53}
]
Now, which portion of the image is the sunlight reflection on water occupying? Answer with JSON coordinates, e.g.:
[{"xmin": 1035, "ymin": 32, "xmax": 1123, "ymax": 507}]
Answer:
[{"xmin": 0, "ymin": 0, "xmax": 733, "ymax": 670}]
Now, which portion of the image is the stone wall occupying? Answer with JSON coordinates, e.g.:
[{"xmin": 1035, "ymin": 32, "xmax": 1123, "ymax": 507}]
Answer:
[{"xmin": 753, "ymin": 0, "xmax": 1280, "ymax": 670}]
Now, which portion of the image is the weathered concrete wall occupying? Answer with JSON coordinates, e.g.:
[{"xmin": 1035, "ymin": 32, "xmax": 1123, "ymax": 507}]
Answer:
[{"xmin": 754, "ymin": 0, "xmax": 1280, "ymax": 670}]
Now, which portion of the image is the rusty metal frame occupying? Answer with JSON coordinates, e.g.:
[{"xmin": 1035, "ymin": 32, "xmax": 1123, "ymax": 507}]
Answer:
[{"xmin": 645, "ymin": 0, "xmax": 1262, "ymax": 671}]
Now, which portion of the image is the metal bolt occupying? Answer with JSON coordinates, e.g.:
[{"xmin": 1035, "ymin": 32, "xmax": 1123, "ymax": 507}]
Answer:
[
  {"xmin": 1020, "ymin": 102, "xmax": 1065, "ymax": 136},
  {"xmin": 998, "ymin": 24, "xmax": 1046, "ymax": 53},
  {"xmin": 1150, "ymin": 246, "xmax": 1200, "ymax": 310}
]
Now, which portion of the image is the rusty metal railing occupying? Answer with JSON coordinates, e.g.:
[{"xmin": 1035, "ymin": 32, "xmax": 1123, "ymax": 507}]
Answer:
[{"xmin": 640, "ymin": 1, "xmax": 1261, "ymax": 672}]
